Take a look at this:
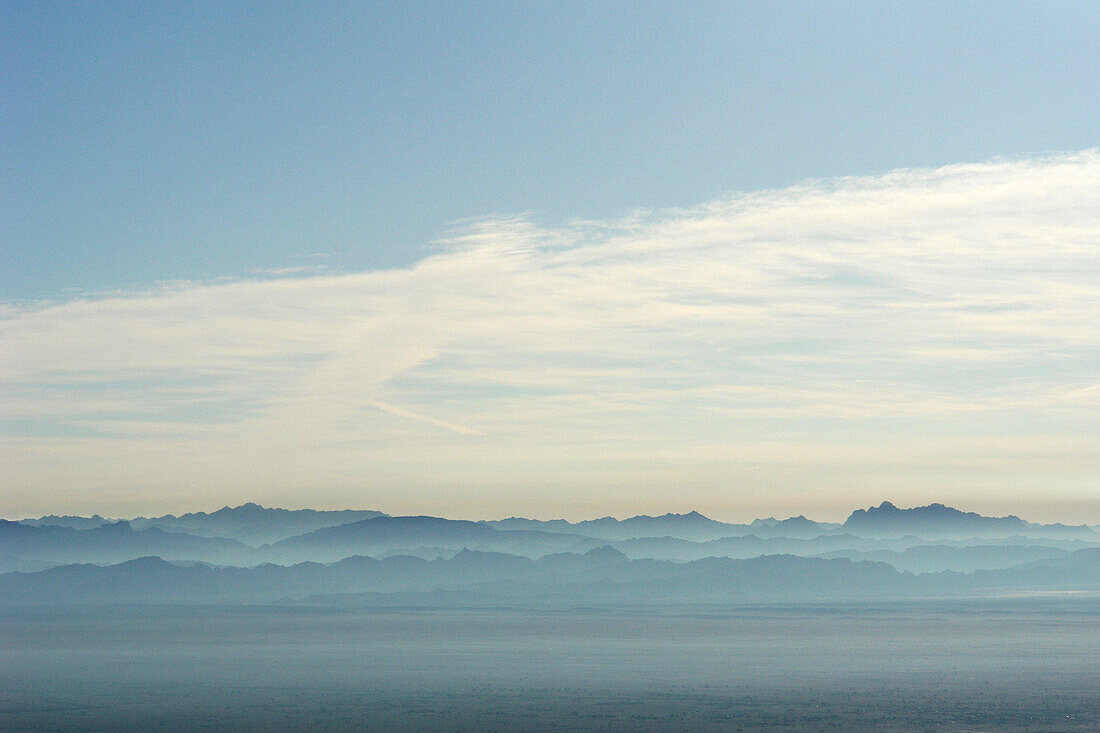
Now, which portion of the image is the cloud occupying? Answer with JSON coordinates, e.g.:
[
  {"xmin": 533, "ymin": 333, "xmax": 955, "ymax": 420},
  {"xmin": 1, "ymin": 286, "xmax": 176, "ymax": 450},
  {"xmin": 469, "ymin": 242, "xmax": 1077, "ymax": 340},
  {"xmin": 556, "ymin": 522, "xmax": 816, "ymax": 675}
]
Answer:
[{"xmin": 2, "ymin": 150, "xmax": 1098, "ymax": 515}]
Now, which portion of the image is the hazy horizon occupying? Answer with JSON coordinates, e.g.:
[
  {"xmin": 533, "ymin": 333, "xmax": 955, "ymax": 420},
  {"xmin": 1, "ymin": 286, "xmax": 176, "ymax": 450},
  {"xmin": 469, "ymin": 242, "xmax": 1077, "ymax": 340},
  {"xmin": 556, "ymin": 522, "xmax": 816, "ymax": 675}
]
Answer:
[{"xmin": 6, "ymin": 497, "xmax": 1100, "ymax": 528}]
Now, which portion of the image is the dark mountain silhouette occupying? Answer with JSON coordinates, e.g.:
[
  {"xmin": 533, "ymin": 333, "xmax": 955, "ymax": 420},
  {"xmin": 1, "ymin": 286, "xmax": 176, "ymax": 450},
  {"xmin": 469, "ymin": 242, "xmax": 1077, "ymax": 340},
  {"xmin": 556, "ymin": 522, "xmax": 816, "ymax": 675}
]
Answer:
[
  {"xmin": 774, "ymin": 514, "xmax": 818, "ymax": 530},
  {"xmin": 5, "ymin": 544, "xmax": 1097, "ymax": 608},
  {"xmin": 267, "ymin": 515, "xmax": 604, "ymax": 562},
  {"xmin": 19, "ymin": 514, "xmax": 112, "ymax": 530},
  {"xmin": 492, "ymin": 511, "xmax": 850, "ymax": 542},
  {"xmin": 1026, "ymin": 522, "xmax": 1100, "ymax": 539},
  {"xmin": 129, "ymin": 503, "xmax": 389, "ymax": 545},
  {"xmin": 569, "ymin": 511, "xmax": 750, "ymax": 541},
  {"xmin": 614, "ymin": 533, "xmax": 887, "ymax": 562},
  {"xmin": 0, "ymin": 546, "xmax": 622, "ymax": 605},
  {"xmin": 815, "ymin": 544, "xmax": 1070, "ymax": 574},
  {"xmin": 748, "ymin": 515, "xmax": 831, "ymax": 537},
  {"xmin": 0, "ymin": 519, "xmax": 255, "ymax": 572},
  {"xmin": 484, "ymin": 517, "xmax": 575, "ymax": 532},
  {"xmin": 6, "ymin": 499, "xmax": 1091, "ymax": 572},
  {"xmin": 971, "ymin": 547, "xmax": 1100, "ymax": 589},
  {"xmin": 844, "ymin": 501, "xmax": 1030, "ymax": 537},
  {"xmin": 484, "ymin": 511, "xmax": 756, "ymax": 542},
  {"xmin": 0, "ymin": 550, "xmax": 897, "ymax": 606},
  {"xmin": 762, "ymin": 515, "xmax": 827, "ymax": 538},
  {"xmin": 3, "ymin": 502, "xmax": 1094, "ymax": 578},
  {"xmin": 601, "ymin": 531, "xmax": 1092, "ymax": 569}
]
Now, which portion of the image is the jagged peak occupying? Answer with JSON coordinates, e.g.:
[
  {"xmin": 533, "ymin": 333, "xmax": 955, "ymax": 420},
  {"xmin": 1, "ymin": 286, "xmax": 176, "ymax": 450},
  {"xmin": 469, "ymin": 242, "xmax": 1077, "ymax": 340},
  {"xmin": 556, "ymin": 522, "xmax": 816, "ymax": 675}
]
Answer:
[{"xmin": 844, "ymin": 501, "xmax": 1030, "ymax": 532}]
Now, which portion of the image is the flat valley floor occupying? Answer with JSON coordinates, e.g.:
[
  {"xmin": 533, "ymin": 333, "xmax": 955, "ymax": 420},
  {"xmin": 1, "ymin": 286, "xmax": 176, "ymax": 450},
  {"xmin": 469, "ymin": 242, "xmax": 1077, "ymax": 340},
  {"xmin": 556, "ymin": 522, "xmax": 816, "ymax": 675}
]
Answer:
[{"xmin": 2, "ymin": 600, "xmax": 1098, "ymax": 732}]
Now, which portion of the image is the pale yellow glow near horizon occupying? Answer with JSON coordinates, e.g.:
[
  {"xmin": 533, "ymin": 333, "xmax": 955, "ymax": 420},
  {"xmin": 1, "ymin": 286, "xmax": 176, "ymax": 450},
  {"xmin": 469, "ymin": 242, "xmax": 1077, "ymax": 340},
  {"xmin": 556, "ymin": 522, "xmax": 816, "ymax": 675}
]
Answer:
[{"xmin": 2, "ymin": 152, "xmax": 1098, "ymax": 522}]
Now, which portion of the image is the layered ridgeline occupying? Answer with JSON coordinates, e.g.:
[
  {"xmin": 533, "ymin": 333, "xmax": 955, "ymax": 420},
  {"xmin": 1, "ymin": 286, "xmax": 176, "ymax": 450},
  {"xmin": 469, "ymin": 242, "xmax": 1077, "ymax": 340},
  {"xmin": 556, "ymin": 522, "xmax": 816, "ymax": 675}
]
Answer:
[
  {"xmin": 1, "ymin": 501, "xmax": 1097, "ymax": 606},
  {"xmin": 22, "ymin": 503, "xmax": 389, "ymax": 544},
  {"xmin": 2, "ymin": 546, "xmax": 1100, "ymax": 607}
]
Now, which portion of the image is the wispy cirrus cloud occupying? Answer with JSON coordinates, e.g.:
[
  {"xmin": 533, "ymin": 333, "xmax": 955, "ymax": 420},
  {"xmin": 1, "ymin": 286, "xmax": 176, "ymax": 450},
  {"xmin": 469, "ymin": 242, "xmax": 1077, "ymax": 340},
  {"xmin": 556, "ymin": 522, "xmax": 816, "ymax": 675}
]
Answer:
[{"xmin": 2, "ymin": 151, "xmax": 1098, "ymax": 518}]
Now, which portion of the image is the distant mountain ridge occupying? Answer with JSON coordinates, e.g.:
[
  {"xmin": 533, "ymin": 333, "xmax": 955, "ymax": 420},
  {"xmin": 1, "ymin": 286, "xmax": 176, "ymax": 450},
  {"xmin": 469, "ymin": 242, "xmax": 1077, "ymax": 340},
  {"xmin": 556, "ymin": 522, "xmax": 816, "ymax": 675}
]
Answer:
[
  {"xmin": 5, "ymin": 501, "xmax": 1094, "ymax": 575},
  {"xmin": 17, "ymin": 503, "xmax": 392, "ymax": 545},
  {"xmin": 3, "ymin": 546, "xmax": 1099, "ymax": 608},
  {"xmin": 845, "ymin": 501, "xmax": 1028, "ymax": 537},
  {"xmin": 129, "ymin": 503, "xmax": 390, "ymax": 545},
  {"xmin": 268, "ymin": 515, "xmax": 605, "ymax": 562},
  {"xmin": 0, "ymin": 519, "xmax": 254, "ymax": 573},
  {"xmin": 485, "ymin": 511, "xmax": 832, "ymax": 541},
  {"xmin": 19, "ymin": 514, "xmax": 112, "ymax": 531}
]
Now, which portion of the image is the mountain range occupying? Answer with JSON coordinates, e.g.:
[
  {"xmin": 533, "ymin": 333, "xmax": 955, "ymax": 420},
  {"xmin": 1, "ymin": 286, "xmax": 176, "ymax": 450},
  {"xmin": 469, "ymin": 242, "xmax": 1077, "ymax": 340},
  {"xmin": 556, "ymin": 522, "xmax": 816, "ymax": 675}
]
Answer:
[
  {"xmin": 2, "ymin": 501, "xmax": 1096, "ymax": 604},
  {"xmin": 3, "ymin": 545, "xmax": 1098, "ymax": 608},
  {"xmin": 0, "ymin": 519, "xmax": 254, "ymax": 573},
  {"xmin": 127, "ymin": 503, "xmax": 390, "ymax": 544}
]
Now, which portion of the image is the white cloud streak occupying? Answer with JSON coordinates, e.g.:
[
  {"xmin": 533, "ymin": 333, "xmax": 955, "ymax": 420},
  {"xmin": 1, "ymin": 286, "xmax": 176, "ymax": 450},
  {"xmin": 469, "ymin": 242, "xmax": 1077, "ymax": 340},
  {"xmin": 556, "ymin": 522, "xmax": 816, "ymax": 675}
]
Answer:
[{"xmin": 2, "ymin": 151, "xmax": 1098, "ymax": 517}]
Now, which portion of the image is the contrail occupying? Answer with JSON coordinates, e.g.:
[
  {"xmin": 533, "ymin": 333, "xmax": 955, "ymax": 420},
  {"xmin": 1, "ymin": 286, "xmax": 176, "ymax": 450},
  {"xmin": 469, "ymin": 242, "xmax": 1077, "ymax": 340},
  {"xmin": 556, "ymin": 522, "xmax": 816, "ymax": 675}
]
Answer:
[{"xmin": 365, "ymin": 399, "xmax": 482, "ymax": 436}]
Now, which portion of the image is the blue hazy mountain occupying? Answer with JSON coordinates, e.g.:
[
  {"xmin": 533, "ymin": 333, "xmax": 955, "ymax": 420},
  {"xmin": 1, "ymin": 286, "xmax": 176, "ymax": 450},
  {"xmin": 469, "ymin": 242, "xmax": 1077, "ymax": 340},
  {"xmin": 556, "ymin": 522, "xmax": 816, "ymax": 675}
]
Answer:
[
  {"xmin": 486, "ymin": 517, "xmax": 577, "ymax": 532},
  {"xmin": 267, "ymin": 515, "xmax": 605, "ymax": 562},
  {"xmin": 0, "ymin": 551, "xmax": 890, "ymax": 606},
  {"xmin": 486, "ymin": 511, "xmax": 742, "ymax": 541},
  {"xmin": 574, "ymin": 511, "xmax": 749, "ymax": 541},
  {"xmin": 0, "ymin": 547, "xmax": 621, "ymax": 605},
  {"xmin": 612, "ymin": 533, "xmax": 870, "ymax": 562},
  {"xmin": 18, "ymin": 514, "xmax": 112, "ymax": 530},
  {"xmin": 842, "ymin": 501, "xmax": 1095, "ymax": 539},
  {"xmin": 814, "ymin": 544, "xmax": 1071, "ymax": 574},
  {"xmin": 487, "ymin": 504, "xmax": 1087, "ymax": 543},
  {"xmin": 5, "ymin": 546, "xmax": 1099, "ymax": 608},
  {"xmin": 486, "ymin": 511, "xmax": 831, "ymax": 541},
  {"xmin": 612, "ymin": 533, "xmax": 1092, "ymax": 568},
  {"xmin": 128, "ymin": 502, "xmax": 390, "ymax": 545},
  {"xmin": 749, "ymin": 515, "xmax": 836, "ymax": 537},
  {"xmin": 0, "ymin": 519, "xmax": 255, "ymax": 572},
  {"xmin": 977, "ymin": 547, "xmax": 1100, "ymax": 588},
  {"xmin": 267, "ymin": 512, "xmax": 844, "ymax": 563},
  {"xmin": 3, "ymin": 502, "xmax": 1095, "ymax": 578}
]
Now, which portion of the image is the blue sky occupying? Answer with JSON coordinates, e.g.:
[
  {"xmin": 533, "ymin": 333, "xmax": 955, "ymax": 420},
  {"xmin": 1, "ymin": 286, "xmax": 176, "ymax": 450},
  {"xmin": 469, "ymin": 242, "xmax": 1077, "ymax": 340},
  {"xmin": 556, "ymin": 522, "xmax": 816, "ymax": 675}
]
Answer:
[
  {"xmin": 6, "ymin": 1, "xmax": 1098, "ymax": 297},
  {"xmin": 2, "ymin": 2, "xmax": 1098, "ymax": 520}
]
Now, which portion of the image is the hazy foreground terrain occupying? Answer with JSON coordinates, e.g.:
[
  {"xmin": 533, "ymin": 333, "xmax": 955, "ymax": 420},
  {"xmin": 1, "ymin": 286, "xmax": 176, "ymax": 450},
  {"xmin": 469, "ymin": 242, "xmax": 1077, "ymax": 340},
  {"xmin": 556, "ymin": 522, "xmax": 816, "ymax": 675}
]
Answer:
[{"xmin": 3, "ymin": 501, "xmax": 1099, "ymax": 731}]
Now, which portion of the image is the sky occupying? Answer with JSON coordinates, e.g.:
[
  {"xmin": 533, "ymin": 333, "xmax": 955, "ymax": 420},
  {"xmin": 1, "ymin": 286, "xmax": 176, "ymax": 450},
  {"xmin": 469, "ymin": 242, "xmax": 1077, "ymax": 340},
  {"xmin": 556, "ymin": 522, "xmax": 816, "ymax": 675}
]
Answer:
[{"xmin": 2, "ymin": 2, "xmax": 1098, "ymax": 521}]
